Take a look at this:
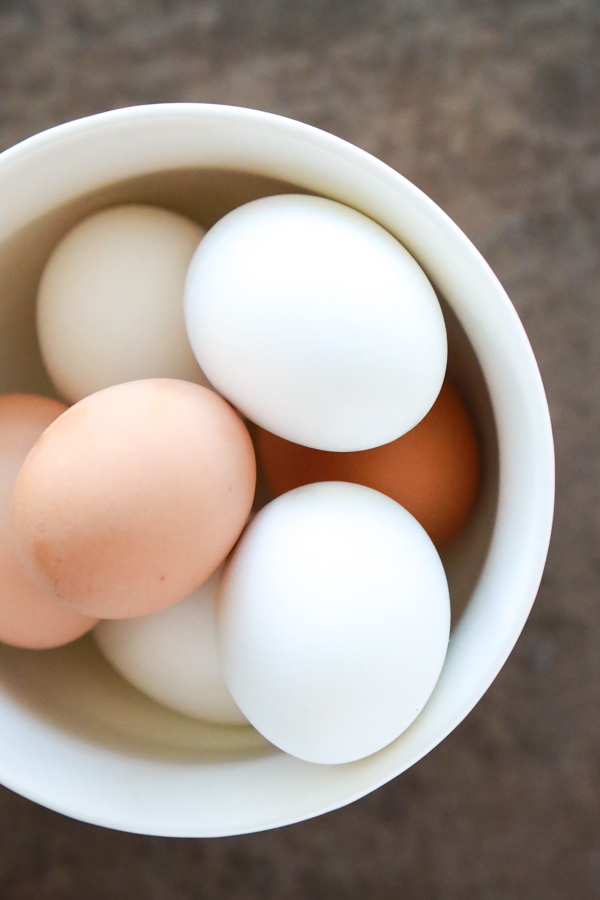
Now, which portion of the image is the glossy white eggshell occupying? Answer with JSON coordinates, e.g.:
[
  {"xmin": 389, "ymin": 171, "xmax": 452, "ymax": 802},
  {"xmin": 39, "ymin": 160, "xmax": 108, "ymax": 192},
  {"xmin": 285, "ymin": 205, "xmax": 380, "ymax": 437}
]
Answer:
[
  {"xmin": 217, "ymin": 482, "xmax": 451, "ymax": 764},
  {"xmin": 185, "ymin": 194, "xmax": 447, "ymax": 451},
  {"xmin": 38, "ymin": 204, "xmax": 209, "ymax": 403},
  {"xmin": 94, "ymin": 569, "xmax": 247, "ymax": 725}
]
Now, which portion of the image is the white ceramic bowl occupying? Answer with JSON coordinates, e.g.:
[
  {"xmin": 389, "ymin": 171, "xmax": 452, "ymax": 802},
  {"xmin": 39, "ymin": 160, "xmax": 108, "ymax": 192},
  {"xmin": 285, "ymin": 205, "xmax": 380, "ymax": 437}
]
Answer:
[{"xmin": 0, "ymin": 104, "xmax": 554, "ymax": 836}]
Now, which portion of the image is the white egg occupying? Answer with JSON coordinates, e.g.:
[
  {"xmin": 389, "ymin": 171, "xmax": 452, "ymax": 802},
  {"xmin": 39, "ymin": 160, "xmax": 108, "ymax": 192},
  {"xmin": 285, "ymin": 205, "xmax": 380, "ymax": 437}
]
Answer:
[
  {"xmin": 38, "ymin": 204, "xmax": 210, "ymax": 403},
  {"xmin": 217, "ymin": 482, "xmax": 450, "ymax": 764},
  {"xmin": 185, "ymin": 194, "xmax": 447, "ymax": 452},
  {"xmin": 94, "ymin": 569, "xmax": 247, "ymax": 725}
]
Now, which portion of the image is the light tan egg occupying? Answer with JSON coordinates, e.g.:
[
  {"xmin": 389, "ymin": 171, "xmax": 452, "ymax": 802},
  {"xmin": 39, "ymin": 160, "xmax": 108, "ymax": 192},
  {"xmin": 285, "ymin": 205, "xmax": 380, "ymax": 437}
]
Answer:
[
  {"xmin": 255, "ymin": 380, "xmax": 480, "ymax": 548},
  {"xmin": 0, "ymin": 394, "xmax": 98, "ymax": 648},
  {"xmin": 11, "ymin": 380, "xmax": 256, "ymax": 619}
]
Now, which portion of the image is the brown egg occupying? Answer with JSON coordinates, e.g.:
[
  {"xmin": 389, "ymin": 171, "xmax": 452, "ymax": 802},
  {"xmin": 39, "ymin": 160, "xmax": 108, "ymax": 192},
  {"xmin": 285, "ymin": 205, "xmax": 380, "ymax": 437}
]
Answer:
[
  {"xmin": 0, "ymin": 394, "xmax": 98, "ymax": 648},
  {"xmin": 255, "ymin": 380, "xmax": 480, "ymax": 548},
  {"xmin": 12, "ymin": 380, "xmax": 256, "ymax": 619}
]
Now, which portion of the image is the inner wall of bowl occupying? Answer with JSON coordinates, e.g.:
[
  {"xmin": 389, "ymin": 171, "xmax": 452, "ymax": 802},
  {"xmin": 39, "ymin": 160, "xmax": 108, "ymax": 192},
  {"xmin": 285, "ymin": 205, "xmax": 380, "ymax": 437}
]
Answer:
[{"xmin": 0, "ymin": 167, "xmax": 498, "ymax": 763}]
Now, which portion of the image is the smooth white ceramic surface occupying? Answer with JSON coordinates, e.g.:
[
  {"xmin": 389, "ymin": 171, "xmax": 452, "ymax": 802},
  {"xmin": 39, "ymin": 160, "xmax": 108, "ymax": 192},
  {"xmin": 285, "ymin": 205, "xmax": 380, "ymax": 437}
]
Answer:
[{"xmin": 0, "ymin": 104, "xmax": 554, "ymax": 837}]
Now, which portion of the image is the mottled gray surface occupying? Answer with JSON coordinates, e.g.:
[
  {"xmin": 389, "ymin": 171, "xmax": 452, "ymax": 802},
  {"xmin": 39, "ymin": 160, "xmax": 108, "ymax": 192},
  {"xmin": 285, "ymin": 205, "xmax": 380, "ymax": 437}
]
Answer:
[{"xmin": 0, "ymin": 1, "xmax": 599, "ymax": 897}]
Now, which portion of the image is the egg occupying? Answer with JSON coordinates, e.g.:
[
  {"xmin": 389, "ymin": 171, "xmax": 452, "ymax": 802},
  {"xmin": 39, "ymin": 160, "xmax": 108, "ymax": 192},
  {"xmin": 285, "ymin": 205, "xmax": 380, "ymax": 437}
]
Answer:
[
  {"xmin": 185, "ymin": 194, "xmax": 447, "ymax": 452},
  {"xmin": 256, "ymin": 380, "xmax": 480, "ymax": 548},
  {"xmin": 94, "ymin": 567, "xmax": 247, "ymax": 725},
  {"xmin": 11, "ymin": 380, "xmax": 256, "ymax": 619},
  {"xmin": 37, "ymin": 204, "xmax": 208, "ymax": 403},
  {"xmin": 217, "ymin": 482, "xmax": 450, "ymax": 764},
  {"xmin": 0, "ymin": 394, "xmax": 97, "ymax": 648}
]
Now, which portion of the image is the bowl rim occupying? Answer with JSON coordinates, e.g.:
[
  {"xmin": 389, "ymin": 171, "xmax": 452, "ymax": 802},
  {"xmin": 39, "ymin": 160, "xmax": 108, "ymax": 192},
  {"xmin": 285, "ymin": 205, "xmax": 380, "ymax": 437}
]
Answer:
[{"xmin": 0, "ymin": 103, "xmax": 555, "ymax": 836}]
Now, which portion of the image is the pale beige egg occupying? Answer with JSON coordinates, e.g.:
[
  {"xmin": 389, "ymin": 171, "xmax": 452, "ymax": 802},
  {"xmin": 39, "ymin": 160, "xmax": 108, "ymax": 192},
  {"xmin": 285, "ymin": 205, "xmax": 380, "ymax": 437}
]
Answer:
[
  {"xmin": 0, "ymin": 394, "xmax": 98, "ymax": 648},
  {"xmin": 11, "ymin": 380, "xmax": 256, "ymax": 619}
]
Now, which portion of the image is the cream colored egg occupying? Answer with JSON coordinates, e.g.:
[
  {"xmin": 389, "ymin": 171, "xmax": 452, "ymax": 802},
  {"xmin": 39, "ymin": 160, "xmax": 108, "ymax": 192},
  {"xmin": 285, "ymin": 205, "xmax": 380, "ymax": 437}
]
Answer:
[
  {"xmin": 38, "ymin": 204, "xmax": 209, "ymax": 403},
  {"xmin": 94, "ymin": 568, "xmax": 247, "ymax": 725}
]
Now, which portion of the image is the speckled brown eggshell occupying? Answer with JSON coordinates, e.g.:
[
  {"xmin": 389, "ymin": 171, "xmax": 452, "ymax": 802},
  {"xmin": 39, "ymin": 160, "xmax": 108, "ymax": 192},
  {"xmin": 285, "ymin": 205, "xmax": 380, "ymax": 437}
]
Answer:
[
  {"xmin": 11, "ymin": 379, "xmax": 256, "ymax": 619},
  {"xmin": 0, "ymin": 394, "xmax": 98, "ymax": 648},
  {"xmin": 255, "ymin": 380, "xmax": 480, "ymax": 548}
]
